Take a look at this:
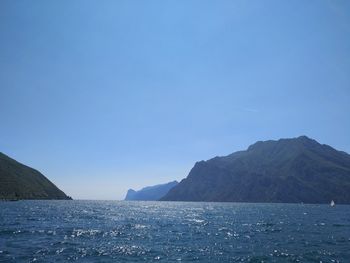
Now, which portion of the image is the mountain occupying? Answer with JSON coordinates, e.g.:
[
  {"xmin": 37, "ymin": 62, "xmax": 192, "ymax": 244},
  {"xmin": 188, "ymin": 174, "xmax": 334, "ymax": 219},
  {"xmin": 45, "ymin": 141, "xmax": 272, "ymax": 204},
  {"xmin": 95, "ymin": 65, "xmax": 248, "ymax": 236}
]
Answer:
[
  {"xmin": 161, "ymin": 136, "xmax": 350, "ymax": 204},
  {"xmin": 0, "ymin": 152, "xmax": 71, "ymax": 200},
  {"xmin": 125, "ymin": 181, "xmax": 178, "ymax": 201}
]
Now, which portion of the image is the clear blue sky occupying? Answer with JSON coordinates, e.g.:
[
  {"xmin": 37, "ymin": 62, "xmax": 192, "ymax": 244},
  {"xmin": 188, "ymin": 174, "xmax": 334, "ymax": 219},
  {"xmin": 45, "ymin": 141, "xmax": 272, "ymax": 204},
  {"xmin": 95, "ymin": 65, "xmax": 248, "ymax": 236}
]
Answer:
[{"xmin": 1, "ymin": 0, "xmax": 349, "ymax": 200}]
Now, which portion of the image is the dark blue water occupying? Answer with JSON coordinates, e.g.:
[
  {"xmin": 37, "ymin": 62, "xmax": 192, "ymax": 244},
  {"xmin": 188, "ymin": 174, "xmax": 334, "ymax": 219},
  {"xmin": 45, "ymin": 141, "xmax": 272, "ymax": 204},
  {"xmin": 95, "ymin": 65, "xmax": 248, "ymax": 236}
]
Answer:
[{"xmin": 1, "ymin": 201, "xmax": 349, "ymax": 262}]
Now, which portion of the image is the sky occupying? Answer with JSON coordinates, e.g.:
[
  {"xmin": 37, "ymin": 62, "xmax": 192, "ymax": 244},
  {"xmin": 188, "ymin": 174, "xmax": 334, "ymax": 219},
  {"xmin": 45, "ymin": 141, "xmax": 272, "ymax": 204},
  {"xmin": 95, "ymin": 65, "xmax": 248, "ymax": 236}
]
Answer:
[{"xmin": 1, "ymin": 0, "xmax": 350, "ymax": 200}]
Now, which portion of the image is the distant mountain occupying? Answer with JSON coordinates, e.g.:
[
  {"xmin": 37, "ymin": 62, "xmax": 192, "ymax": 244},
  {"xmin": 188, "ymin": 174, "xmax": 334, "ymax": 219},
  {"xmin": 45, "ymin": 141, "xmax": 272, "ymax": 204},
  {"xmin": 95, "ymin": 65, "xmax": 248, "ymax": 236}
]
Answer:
[
  {"xmin": 161, "ymin": 136, "xmax": 350, "ymax": 204},
  {"xmin": 125, "ymin": 181, "xmax": 178, "ymax": 201},
  {"xmin": 0, "ymin": 152, "xmax": 71, "ymax": 200}
]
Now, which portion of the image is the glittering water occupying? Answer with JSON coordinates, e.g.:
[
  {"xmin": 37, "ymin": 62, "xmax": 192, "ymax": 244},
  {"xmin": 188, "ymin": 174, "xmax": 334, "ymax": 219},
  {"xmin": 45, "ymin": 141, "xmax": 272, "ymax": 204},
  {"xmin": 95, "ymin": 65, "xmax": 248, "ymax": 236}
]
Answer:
[{"xmin": 0, "ymin": 201, "xmax": 349, "ymax": 262}]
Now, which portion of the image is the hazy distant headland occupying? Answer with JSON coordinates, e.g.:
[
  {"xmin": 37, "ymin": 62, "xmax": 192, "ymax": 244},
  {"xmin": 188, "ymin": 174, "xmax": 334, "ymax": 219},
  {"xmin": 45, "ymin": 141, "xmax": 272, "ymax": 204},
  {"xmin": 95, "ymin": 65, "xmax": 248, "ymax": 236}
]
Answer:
[
  {"xmin": 160, "ymin": 136, "xmax": 350, "ymax": 203},
  {"xmin": 124, "ymin": 181, "xmax": 178, "ymax": 201},
  {"xmin": 0, "ymin": 152, "xmax": 71, "ymax": 200}
]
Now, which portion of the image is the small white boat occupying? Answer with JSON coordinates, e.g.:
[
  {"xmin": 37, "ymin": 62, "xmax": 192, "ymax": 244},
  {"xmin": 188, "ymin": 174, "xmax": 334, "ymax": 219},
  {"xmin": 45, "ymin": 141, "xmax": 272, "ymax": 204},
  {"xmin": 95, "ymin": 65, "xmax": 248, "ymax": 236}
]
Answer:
[{"xmin": 330, "ymin": 200, "xmax": 335, "ymax": 207}]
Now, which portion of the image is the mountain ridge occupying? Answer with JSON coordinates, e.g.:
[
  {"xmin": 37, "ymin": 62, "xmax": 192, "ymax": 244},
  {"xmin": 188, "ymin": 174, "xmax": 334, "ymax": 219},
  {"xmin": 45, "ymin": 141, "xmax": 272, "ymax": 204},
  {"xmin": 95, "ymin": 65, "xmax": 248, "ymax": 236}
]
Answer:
[
  {"xmin": 0, "ymin": 152, "xmax": 71, "ymax": 200},
  {"xmin": 161, "ymin": 136, "xmax": 350, "ymax": 203}
]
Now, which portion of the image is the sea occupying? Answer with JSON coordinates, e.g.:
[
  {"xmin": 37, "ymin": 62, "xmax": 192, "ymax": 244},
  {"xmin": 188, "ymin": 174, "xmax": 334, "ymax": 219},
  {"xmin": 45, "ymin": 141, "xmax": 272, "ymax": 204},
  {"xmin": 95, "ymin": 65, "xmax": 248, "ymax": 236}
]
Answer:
[{"xmin": 0, "ymin": 201, "xmax": 349, "ymax": 262}]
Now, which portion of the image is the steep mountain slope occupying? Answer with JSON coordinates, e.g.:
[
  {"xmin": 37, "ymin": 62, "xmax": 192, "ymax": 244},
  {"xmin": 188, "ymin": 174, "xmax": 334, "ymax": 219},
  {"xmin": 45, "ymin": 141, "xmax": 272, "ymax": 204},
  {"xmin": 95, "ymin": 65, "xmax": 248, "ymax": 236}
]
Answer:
[
  {"xmin": 125, "ymin": 181, "xmax": 178, "ymax": 201},
  {"xmin": 0, "ymin": 152, "xmax": 71, "ymax": 200},
  {"xmin": 161, "ymin": 136, "xmax": 350, "ymax": 203}
]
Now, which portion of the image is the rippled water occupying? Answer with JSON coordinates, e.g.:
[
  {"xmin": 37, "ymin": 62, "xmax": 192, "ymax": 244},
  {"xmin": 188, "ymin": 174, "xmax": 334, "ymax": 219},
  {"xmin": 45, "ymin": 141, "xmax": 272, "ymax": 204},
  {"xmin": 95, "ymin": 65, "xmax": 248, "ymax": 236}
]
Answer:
[{"xmin": 0, "ymin": 201, "xmax": 350, "ymax": 262}]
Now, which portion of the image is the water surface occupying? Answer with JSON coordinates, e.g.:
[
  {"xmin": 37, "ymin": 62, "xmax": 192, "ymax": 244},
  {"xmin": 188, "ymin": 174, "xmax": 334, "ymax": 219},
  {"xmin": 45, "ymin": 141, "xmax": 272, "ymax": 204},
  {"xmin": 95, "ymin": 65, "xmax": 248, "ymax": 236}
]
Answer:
[{"xmin": 1, "ymin": 201, "xmax": 349, "ymax": 262}]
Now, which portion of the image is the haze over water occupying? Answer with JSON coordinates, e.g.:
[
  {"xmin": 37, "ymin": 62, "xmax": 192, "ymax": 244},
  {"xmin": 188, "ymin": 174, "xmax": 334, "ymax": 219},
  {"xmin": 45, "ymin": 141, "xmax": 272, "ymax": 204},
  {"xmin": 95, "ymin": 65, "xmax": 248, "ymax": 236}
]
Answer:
[{"xmin": 1, "ymin": 201, "xmax": 350, "ymax": 262}]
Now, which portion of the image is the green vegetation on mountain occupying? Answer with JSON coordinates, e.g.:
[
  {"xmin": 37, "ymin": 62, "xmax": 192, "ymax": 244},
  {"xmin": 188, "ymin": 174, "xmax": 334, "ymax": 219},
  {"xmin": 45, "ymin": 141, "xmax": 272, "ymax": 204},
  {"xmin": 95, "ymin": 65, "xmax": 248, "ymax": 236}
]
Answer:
[
  {"xmin": 161, "ymin": 136, "xmax": 350, "ymax": 204},
  {"xmin": 0, "ymin": 152, "xmax": 71, "ymax": 200}
]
